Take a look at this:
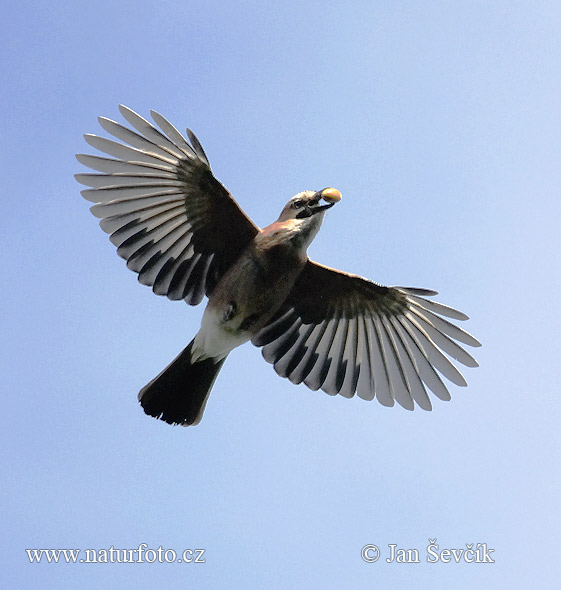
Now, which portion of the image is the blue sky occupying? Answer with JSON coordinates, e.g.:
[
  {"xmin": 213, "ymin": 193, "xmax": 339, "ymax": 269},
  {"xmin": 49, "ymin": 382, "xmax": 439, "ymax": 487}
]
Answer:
[{"xmin": 3, "ymin": 1, "xmax": 560, "ymax": 588}]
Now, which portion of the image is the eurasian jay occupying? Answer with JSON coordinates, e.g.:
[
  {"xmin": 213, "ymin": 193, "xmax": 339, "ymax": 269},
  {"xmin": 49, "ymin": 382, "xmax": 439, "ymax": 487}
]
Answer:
[{"xmin": 76, "ymin": 106, "xmax": 480, "ymax": 426}]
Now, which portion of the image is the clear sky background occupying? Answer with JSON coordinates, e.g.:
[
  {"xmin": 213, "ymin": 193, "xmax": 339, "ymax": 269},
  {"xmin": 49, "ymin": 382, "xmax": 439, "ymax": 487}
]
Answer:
[{"xmin": 3, "ymin": 1, "xmax": 560, "ymax": 588}]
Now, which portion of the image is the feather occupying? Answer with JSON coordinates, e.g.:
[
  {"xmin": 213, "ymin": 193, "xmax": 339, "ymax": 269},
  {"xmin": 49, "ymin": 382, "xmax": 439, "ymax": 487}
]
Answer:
[
  {"xmin": 76, "ymin": 153, "xmax": 176, "ymax": 175},
  {"xmin": 322, "ymin": 314, "xmax": 349, "ymax": 395},
  {"xmin": 287, "ymin": 321, "xmax": 329, "ymax": 385},
  {"xmin": 384, "ymin": 316, "xmax": 431, "ymax": 410},
  {"xmin": 402, "ymin": 314, "xmax": 467, "ymax": 387},
  {"xmin": 337, "ymin": 316, "xmax": 360, "ymax": 398},
  {"xmin": 273, "ymin": 321, "xmax": 314, "ymax": 378},
  {"xmin": 90, "ymin": 195, "xmax": 185, "ymax": 218},
  {"xmin": 182, "ymin": 255, "xmax": 214, "ymax": 305},
  {"xmin": 97, "ymin": 117, "xmax": 181, "ymax": 160},
  {"xmin": 406, "ymin": 309, "xmax": 479, "ymax": 367},
  {"xmin": 99, "ymin": 202, "xmax": 185, "ymax": 234},
  {"xmin": 404, "ymin": 293, "xmax": 469, "ymax": 321},
  {"xmin": 81, "ymin": 185, "xmax": 183, "ymax": 203},
  {"xmin": 125, "ymin": 222, "xmax": 190, "ymax": 273},
  {"xmin": 186, "ymin": 129, "xmax": 210, "ymax": 166},
  {"xmin": 84, "ymin": 134, "xmax": 177, "ymax": 165},
  {"xmin": 137, "ymin": 233, "xmax": 193, "ymax": 287},
  {"xmin": 303, "ymin": 314, "xmax": 340, "ymax": 392},
  {"xmin": 252, "ymin": 308, "xmax": 298, "ymax": 347},
  {"xmin": 376, "ymin": 316, "xmax": 414, "ymax": 410},
  {"xmin": 367, "ymin": 318, "xmax": 393, "ymax": 407},
  {"xmin": 118, "ymin": 105, "xmax": 190, "ymax": 160},
  {"xmin": 408, "ymin": 305, "xmax": 481, "ymax": 348},
  {"xmin": 355, "ymin": 315, "xmax": 375, "ymax": 401},
  {"xmin": 108, "ymin": 207, "xmax": 187, "ymax": 247},
  {"xmin": 150, "ymin": 110, "xmax": 198, "ymax": 159},
  {"xmin": 152, "ymin": 242, "xmax": 195, "ymax": 297},
  {"xmin": 393, "ymin": 316, "xmax": 450, "ymax": 401},
  {"xmin": 75, "ymin": 173, "xmax": 181, "ymax": 188},
  {"xmin": 262, "ymin": 316, "xmax": 302, "ymax": 363}
]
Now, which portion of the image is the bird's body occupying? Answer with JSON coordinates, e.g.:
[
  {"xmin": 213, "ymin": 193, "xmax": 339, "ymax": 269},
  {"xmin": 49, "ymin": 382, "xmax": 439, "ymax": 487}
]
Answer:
[
  {"xmin": 77, "ymin": 106, "xmax": 480, "ymax": 426},
  {"xmin": 193, "ymin": 227, "xmax": 306, "ymax": 361},
  {"xmin": 193, "ymin": 199, "xmax": 323, "ymax": 360},
  {"xmin": 141, "ymin": 192, "xmax": 330, "ymax": 423}
]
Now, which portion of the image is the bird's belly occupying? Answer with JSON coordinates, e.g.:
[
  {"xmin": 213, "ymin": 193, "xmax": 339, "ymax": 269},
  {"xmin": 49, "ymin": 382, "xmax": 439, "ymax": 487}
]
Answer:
[
  {"xmin": 191, "ymin": 307, "xmax": 250, "ymax": 362},
  {"xmin": 191, "ymin": 250, "xmax": 304, "ymax": 361}
]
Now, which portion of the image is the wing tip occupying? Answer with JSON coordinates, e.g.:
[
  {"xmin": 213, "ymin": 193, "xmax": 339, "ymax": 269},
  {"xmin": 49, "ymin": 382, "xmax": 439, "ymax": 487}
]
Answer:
[
  {"xmin": 397, "ymin": 286, "xmax": 439, "ymax": 297},
  {"xmin": 74, "ymin": 173, "xmax": 90, "ymax": 186}
]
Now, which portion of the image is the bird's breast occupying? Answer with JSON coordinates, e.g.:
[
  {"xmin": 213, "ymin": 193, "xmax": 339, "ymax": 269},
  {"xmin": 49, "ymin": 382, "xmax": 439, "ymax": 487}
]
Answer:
[{"xmin": 194, "ymin": 244, "xmax": 305, "ymax": 359}]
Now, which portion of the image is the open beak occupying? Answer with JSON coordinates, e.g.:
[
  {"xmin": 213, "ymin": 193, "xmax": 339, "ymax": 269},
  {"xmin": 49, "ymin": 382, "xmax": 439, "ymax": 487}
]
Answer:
[
  {"xmin": 297, "ymin": 188, "xmax": 342, "ymax": 218},
  {"xmin": 309, "ymin": 200, "xmax": 335, "ymax": 215}
]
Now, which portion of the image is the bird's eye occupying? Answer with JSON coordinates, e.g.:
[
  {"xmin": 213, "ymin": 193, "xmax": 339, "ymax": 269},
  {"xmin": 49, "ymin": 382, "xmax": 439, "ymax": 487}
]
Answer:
[{"xmin": 291, "ymin": 199, "xmax": 305, "ymax": 209}]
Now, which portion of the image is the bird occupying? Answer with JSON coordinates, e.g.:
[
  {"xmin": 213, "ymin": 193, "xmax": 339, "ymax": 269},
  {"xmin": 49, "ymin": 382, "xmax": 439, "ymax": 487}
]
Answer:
[{"xmin": 76, "ymin": 105, "xmax": 481, "ymax": 427}]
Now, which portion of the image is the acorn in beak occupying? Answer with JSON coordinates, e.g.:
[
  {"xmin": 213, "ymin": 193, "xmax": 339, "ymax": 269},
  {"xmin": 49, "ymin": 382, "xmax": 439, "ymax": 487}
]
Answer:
[{"xmin": 296, "ymin": 188, "xmax": 342, "ymax": 218}]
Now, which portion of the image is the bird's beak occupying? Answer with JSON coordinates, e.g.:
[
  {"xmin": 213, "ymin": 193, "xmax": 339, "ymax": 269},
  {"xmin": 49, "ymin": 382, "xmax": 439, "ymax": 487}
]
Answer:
[{"xmin": 300, "ymin": 188, "xmax": 342, "ymax": 218}]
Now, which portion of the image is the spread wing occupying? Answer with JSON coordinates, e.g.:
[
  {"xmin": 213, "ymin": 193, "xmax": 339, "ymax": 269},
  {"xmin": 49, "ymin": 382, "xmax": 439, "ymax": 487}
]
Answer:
[
  {"xmin": 252, "ymin": 261, "xmax": 481, "ymax": 410},
  {"xmin": 75, "ymin": 105, "xmax": 259, "ymax": 305}
]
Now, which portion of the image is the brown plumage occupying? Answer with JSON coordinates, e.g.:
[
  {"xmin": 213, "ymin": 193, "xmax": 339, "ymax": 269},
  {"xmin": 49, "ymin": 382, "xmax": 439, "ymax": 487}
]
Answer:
[{"xmin": 76, "ymin": 106, "xmax": 480, "ymax": 426}]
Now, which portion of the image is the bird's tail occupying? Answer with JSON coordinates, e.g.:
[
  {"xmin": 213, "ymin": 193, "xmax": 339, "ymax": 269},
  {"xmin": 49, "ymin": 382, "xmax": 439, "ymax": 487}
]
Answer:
[{"xmin": 138, "ymin": 339, "xmax": 227, "ymax": 426}]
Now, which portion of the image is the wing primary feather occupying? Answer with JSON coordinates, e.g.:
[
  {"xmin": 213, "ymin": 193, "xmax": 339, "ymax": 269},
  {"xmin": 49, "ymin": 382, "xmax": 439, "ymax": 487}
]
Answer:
[
  {"xmin": 367, "ymin": 317, "xmax": 394, "ymax": 407},
  {"xmin": 385, "ymin": 317, "xmax": 432, "ymax": 410},
  {"xmin": 404, "ymin": 293, "xmax": 469, "ymax": 321},
  {"xmin": 401, "ymin": 313, "xmax": 468, "ymax": 387},
  {"xmin": 76, "ymin": 153, "xmax": 176, "ymax": 175},
  {"xmin": 393, "ymin": 317, "xmax": 451, "ymax": 401},
  {"xmin": 75, "ymin": 173, "xmax": 181, "ymax": 188},
  {"xmin": 356, "ymin": 314, "xmax": 375, "ymax": 400},
  {"xmin": 81, "ymin": 185, "xmax": 184, "ymax": 203},
  {"xmin": 321, "ymin": 310, "xmax": 349, "ymax": 396},
  {"xmin": 406, "ymin": 309, "xmax": 479, "ymax": 367},
  {"xmin": 100, "ymin": 202, "xmax": 185, "ymax": 234},
  {"xmin": 408, "ymin": 305, "xmax": 481, "ymax": 347},
  {"xmin": 338, "ymin": 315, "xmax": 359, "ymax": 398},
  {"xmin": 395, "ymin": 286, "xmax": 438, "ymax": 296},
  {"xmin": 97, "ymin": 117, "xmax": 182, "ymax": 161},
  {"xmin": 186, "ymin": 129, "xmax": 210, "ymax": 166},
  {"xmin": 84, "ymin": 134, "xmax": 177, "ymax": 166},
  {"xmin": 118, "ymin": 105, "xmax": 191, "ymax": 160},
  {"xmin": 90, "ymin": 195, "xmax": 185, "ymax": 218},
  {"xmin": 377, "ymin": 317, "xmax": 414, "ymax": 410},
  {"xmin": 150, "ymin": 110, "xmax": 198, "ymax": 159}
]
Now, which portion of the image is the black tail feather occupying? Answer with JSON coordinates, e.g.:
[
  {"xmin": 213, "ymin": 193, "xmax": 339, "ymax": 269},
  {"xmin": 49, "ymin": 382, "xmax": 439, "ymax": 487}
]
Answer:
[{"xmin": 138, "ymin": 340, "xmax": 226, "ymax": 426}]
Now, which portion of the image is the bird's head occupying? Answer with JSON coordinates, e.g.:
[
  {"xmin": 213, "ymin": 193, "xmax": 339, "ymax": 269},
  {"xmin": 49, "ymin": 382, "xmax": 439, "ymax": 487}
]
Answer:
[
  {"xmin": 277, "ymin": 188, "xmax": 342, "ymax": 223},
  {"xmin": 258, "ymin": 188, "xmax": 342, "ymax": 255}
]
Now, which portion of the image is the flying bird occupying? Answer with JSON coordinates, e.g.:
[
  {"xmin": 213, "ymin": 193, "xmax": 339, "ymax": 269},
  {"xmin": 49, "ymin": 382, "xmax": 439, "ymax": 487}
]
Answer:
[{"xmin": 76, "ymin": 105, "xmax": 480, "ymax": 426}]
